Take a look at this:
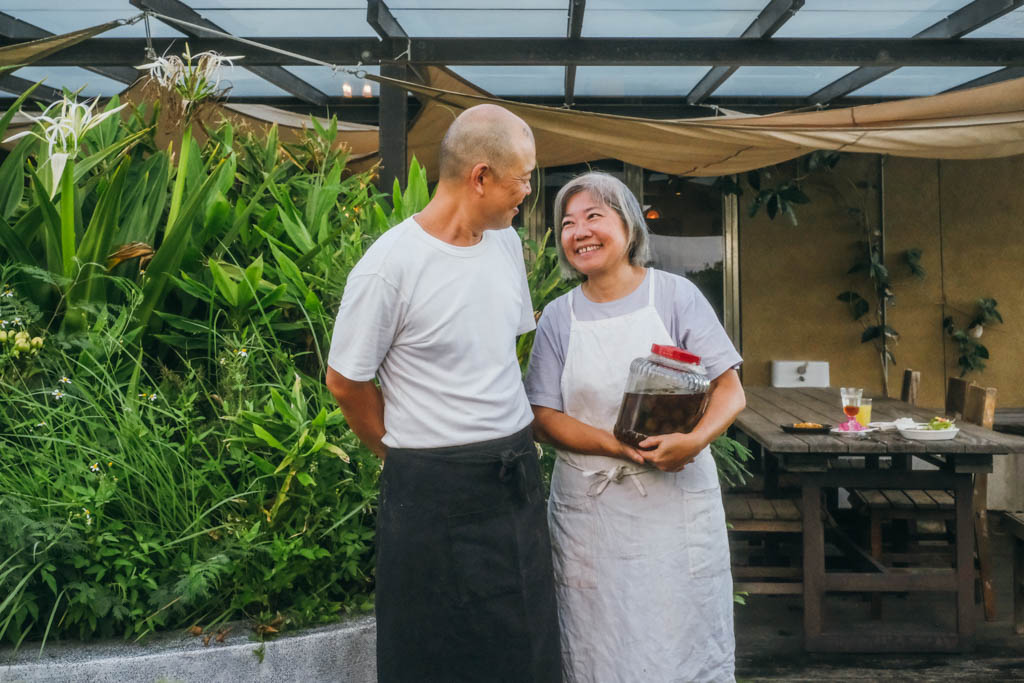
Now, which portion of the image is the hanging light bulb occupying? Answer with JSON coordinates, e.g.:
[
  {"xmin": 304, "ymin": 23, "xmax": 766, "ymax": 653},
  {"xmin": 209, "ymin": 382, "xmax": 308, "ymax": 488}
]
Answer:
[
  {"xmin": 342, "ymin": 82, "xmax": 353, "ymax": 98},
  {"xmin": 644, "ymin": 208, "xmax": 661, "ymax": 221},
  {"xmin": 362, "ymin": 83, "xmax": 372, "ymax": 98}
]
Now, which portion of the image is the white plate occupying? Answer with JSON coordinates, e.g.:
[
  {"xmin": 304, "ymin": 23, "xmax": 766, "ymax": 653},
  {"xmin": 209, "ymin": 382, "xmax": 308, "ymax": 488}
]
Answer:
[
  {"xmin": 831, "ymin": 427, "xmax": 878, "ymax": 437},
  {"xmin": 898, "ymin": 427, "xmax": 959, "ymax": 441}
]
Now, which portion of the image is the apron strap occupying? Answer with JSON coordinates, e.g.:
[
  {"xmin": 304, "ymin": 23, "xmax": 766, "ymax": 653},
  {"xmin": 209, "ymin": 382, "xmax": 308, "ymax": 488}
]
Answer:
[
  {"xmin": 561, "ymin": 458, "xmax": 649, "ymax": 497},
  {"xmin": 498, "ymin": 448, "xmax": 531, "ymax": 502},
  {"xmin": 646, "ymin": 268, "xmax": 656, "ymax": 306}
]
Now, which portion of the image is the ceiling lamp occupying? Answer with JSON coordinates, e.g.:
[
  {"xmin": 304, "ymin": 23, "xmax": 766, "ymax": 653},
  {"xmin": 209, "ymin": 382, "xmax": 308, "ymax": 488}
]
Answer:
[
  {"xmin": 342, "ymin": 82, "xmax": 353, "ymax": 98},
  {"xmin": 644, "ymin": 208, "xmax": 661, "ymax": 220},
  {"xmin": 362, "ymin": 83, "xmax": 373, "ymax": 98}
]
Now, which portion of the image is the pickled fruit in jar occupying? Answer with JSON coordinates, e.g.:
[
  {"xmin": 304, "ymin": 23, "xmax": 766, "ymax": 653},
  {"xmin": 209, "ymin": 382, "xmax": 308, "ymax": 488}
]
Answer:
[{"xmin": 612, "ymin": 390, "xmax": 709, "ymax": 448}]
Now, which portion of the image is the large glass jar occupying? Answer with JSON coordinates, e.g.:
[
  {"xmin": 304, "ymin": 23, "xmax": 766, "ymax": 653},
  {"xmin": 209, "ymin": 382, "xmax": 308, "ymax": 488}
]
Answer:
[{"xmin": 612, "ymin": 344, "xmax": 710, "ymax": 448}]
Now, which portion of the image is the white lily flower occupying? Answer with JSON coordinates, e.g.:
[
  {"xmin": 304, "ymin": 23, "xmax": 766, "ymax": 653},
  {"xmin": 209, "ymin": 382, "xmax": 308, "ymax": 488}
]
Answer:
[
  {"xmin": 136, "ymin": 44, "xmax": 243, "ymax": 104},
  {"xmin": 3, "ymin": 96, "xmax": 128, "ymax": 196}
]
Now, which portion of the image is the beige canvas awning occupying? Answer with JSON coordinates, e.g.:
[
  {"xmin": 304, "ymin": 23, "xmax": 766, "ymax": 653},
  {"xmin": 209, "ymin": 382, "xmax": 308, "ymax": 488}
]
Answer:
[
  {"xmin": 4, "ymin": 21, "xmax": 1024, "ymax": 179},
  {"xmin": 0, "ymin": 20, "xmax": 128, "ymax": 75},
  {"xmin": 393, "ymin": 66, "xmax": 1024, "ymax": 178}
]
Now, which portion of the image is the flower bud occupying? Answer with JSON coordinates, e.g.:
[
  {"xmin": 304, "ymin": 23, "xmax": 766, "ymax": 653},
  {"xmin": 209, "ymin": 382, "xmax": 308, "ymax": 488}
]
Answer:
[
  {"xmin": 15, "ymin": 340, "xmax": 30, "ymax": 352},
  {"xmin": 30, "ymin": 336, "xmax": 43, "ymax": 349},
  {"xmin": 0, "ymin": 330, "xmax": 7, "ymax": 343}
]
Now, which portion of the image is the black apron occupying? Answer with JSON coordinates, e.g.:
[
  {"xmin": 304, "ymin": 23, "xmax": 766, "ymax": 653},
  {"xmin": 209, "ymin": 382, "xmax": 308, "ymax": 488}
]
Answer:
[{"xmin": 375, "ymin": 426, "xmax": 562, "ymax": 683}]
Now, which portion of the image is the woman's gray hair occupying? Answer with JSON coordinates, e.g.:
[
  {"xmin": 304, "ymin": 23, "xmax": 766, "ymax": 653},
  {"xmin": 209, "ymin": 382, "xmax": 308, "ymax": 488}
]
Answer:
[{"xmin": 552, "ymin": 171, "xmax": 651, "ymax": 280}]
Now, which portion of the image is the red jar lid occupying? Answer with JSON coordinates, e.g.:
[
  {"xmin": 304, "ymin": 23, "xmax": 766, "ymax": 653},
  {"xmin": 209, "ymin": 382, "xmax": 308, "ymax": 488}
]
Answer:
[{"xmin": 651, "ymin": 344, "xmax": 701, "ymax": 365}]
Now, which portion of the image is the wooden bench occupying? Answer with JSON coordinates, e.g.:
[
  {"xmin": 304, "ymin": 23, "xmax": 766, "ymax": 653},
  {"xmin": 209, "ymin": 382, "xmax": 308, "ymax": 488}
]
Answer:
[
  {"xmin": 847, "ymin": 373, "xmax": 998, "ymax": 621},
  {"xmin": 726, "ymin": 492, "xmax": 803, "ymax": 594},
  {"xmin": 847, "ymin": 488, "xmax": 956, "ymax": 561},
  {"xmin": 1004, "ymin": 512, "xmax": 1024, "ymax": 635}
]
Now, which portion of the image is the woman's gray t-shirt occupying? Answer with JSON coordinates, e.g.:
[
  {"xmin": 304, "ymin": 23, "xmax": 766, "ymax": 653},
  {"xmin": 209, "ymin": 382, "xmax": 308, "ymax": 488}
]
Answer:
[{"xmin": 524, "ymin": 268, "xmax": 743, "ymax": 412}]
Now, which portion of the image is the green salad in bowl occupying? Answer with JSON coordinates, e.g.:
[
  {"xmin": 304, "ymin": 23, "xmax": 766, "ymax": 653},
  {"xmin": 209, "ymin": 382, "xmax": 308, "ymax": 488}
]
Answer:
[{"xmin": 926, "ymin": 416, "xmax": 956, "ymax": 430}]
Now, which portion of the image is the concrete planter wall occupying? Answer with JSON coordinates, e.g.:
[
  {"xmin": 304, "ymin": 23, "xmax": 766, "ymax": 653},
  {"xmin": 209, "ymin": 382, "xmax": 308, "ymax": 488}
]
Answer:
[{"xmin": 0, "ymin": 615, "xmax": 376, "ymax": 683}]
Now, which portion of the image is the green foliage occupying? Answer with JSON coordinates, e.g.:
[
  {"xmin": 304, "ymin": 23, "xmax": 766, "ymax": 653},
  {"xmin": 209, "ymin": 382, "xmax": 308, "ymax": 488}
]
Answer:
[
  {"xmin": 516, "ymin": 228, "xmax": 574, "ymax": 369},
  {"xmin": 0, "ymin": 88, "xmax": 395, "ymax": 646},
  {"xmin": 943, "ymin": 298, "xmax": 1004, "ymax": 376},
  {"xmin": 710, "ymin": 435, "xmax": 753, "ymax": 488}
]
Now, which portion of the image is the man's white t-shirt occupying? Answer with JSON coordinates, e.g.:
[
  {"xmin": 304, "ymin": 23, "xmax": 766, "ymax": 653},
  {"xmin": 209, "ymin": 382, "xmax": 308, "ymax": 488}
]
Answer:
[{"xmin": 327, "ymin": 217, "xmax": 536, "ymax": 450}]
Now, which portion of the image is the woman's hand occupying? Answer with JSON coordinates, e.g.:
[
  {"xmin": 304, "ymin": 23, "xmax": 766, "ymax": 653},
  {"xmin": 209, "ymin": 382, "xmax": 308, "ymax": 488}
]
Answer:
[
  {"xmin": 637, "ymin": 431, "xmax": 707, "ymax": 472},
  {"xmin": 606, "ymin": 433, "xmax": 647, "ymax": 465}
]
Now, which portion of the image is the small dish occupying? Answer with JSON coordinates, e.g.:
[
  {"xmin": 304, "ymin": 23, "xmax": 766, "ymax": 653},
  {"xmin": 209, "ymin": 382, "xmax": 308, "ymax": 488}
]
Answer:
[
  {"xmin": 781, "ymin": 423, "xmax": 833, "ymax": 435},
  {"xmin": 897, "ymin": 426, "xmax": 959, "ymax": 441},
  {"xmin": 830, "ymin": 427, "xmax": 878, "ymax": 437}
]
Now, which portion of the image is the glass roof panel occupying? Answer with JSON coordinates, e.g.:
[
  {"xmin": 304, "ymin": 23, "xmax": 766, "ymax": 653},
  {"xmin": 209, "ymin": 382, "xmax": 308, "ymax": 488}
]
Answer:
[
  {"xmin": 446, "ymin": 66, "xmax": 565, "ymax": 96},
  {"xmin": 192, "ymin": 1, "xmax": 364, "ymax": 7},
  {"xmin": 850, "ymin": 66, "xmax": 1003, "ymax": 97},
  {"xmin": 200, "ymin": 10, "xmax": 378, "ymax": 37},
  {"xmin": 3, "ymin": 1, "xmax": 132, "ymax": 9},
  {"xmin": 574, "ymin": 66, "xmax": 712, "ymax": 97},
  {"xmin": 713, "ymin": 66, "xmax": 859, "ymax": 97},
  {"xmin": 210, "ymin": 67, "xmax": 291, "ymax": 97},
  {"xmin": 282, "ymin": 66, "xmax": 381, "ymax": 98},
  {"xmin": 392, "ymin": 9, "xmax": 567, "ymax": 36},
  {"xmin": 11, "ymin": 66, "xmax": 129, "ymax": 98},
  {"xmin": 389, "ymin": 0, "xmax": 566, "ymax": 7},
  {"xmin": 583, "ymin": 8, "xmax": 760, "ymax": 37},
  {"xmin": 965, "ymin": 7, "xmax": 1024, "ymax": 37},
  {"xmin": 775, "ymin": 0, "xmax": 972, "ymax": 37},
  {"xmin": 587, "ymin": 1, "xmax": 764, "ymax": 8},
  {"xmin": 7, "ymin": 9, "xmax": 186, "ymax": 38}
]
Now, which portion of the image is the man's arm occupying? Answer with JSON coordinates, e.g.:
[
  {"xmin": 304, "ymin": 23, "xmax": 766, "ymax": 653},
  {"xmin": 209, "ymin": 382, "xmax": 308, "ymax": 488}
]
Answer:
[{"xmin": 326, "ymin": 367, "xmax": 387, "ymax": 459}]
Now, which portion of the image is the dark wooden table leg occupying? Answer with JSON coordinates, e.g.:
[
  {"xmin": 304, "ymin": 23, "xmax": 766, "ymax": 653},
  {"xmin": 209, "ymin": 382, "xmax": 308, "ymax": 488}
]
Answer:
[
  {"xmin": 954, "ymin": 474, "xmax": 976, "ymax": 650},
  {"xmin": 803, "ymin": 480, "xmax": 825, "ymax": 650},
  {"xmin": 1015, "ymin": 535, "xmax": 1024, "ymax": 635}
]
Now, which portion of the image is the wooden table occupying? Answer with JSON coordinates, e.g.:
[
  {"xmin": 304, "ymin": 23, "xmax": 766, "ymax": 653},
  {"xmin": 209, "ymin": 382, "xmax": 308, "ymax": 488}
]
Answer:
[{"xmin": 733, "ymin": 386, "xmax": 1024, "ymax": 653}]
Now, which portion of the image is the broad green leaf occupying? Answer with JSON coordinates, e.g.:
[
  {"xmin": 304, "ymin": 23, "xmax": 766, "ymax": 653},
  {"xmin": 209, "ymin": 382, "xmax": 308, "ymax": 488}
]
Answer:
[
  {"xmin": 208, "ymin": 258, "xmax": 238, "ymax": 307},
  {"xmin": 0, "ymin": 136, "xmax": 32, "ymax": 221},
  {"xmin": 252, "ymin": 424, "xmax": 286, "ymax": 452},
  {"xmin": 28, "ymin": 170, "xmax": 63, "ymax": 278},
  {"xmin": 0, "ymin": 216, "xmax": 33, "ymax": 264},
  {"xmin": 323, "ymin": 443, "xmax": 350, "ymax": 463},
  {"xmin": 70, "ymin": 158, "xmax": 129, "ymax": 308},
  {"xmin": 135, "ymin": 157, "xmax": 229, "ymax": 332}
]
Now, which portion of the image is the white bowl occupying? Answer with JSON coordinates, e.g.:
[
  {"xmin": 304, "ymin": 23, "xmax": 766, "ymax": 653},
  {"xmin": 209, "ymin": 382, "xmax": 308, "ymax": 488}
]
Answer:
[{"xmin": 897, "ymin": 426, "xmax": 959, "ymax": 441}]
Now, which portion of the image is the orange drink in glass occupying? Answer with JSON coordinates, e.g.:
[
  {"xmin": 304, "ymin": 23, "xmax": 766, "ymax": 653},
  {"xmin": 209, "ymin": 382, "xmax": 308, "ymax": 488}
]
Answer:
[{"xmin": 855, "ymin": 398, "xmax": 872, "ymax": 427}]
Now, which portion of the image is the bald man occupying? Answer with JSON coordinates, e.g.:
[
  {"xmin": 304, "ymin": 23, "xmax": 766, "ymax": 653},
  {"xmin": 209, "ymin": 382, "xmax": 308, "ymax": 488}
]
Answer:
[{"xmin": 326, "ymin": 105, "xmax": 562, "ymax": 682}]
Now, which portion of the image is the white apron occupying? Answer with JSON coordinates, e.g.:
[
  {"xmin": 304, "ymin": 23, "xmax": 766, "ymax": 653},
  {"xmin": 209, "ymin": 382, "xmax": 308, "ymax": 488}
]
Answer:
[{"xmin": 549, "ymin": 273, "xmax": 735, "ymax": 683}]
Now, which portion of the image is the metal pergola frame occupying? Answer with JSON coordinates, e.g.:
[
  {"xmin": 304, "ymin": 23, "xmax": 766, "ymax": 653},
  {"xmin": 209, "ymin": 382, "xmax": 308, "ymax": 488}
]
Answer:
[{"xmin": 2, "ymin": 0, "xmax": 1024, "ymax": 189}]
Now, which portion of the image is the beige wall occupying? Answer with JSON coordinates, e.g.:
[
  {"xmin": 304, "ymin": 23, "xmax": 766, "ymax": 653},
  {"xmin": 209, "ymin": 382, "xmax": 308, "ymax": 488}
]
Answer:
[{"xmin": 740, "ymin": 153, "xmax": 1024, "ymax": 413}]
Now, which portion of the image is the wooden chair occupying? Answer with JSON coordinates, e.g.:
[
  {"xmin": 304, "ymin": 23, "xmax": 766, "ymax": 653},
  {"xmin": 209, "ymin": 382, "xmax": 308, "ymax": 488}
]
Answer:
[
  {"xmin": 849, "ymin": 374, "xmax": 998, "ymax": 621},
  {"xmin": 1002, "ymin": 511, "xmax": 1024, "ymax": 634}
]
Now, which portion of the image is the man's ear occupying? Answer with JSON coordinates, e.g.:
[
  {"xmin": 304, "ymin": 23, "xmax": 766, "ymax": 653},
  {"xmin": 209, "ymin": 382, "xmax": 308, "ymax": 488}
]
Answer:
[{"xmin": 469, "ymin": 163, "xmax": 489, "ymax": 196}]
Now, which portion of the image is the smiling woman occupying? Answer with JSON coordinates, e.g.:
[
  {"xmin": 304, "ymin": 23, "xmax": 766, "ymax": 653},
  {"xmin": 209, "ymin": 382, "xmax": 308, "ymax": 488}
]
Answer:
[{"xmin": 525, "ymin": 170, "xmax": 746, "ymax": 682}]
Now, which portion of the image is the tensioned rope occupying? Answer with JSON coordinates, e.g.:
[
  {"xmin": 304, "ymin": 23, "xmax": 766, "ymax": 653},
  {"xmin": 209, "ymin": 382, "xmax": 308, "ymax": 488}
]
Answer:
[{"xmin": 140, "ymin": 11, "xmax": 375, "ymax": 83}]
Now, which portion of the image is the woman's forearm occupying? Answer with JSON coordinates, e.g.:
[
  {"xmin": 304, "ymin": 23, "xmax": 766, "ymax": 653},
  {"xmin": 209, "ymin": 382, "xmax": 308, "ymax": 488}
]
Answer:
[
  {"xmin": 532, "ymin": 406, "xmax": 628, "ymax": 459},
  {"xmin": 691, "ymin": 369, "xmax": 746, "ymax": 446}
]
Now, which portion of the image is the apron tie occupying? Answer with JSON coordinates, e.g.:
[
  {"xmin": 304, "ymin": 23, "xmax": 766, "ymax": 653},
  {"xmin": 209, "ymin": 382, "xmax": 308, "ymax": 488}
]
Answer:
[
  {"xmin": 582, "ymin": 464, "xmax": 649, "ymax": 498},
  {"xmin": 498, "ymin": 449, "xmax": 529, "ymax": 502}
]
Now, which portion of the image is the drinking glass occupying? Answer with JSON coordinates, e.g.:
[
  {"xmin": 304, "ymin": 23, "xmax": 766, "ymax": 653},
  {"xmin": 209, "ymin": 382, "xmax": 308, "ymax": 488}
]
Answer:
[
  {"xmin": 840, "ymin": 387, "xmax": 863, "ymax": 430},
  {"xmin": 856, "ymin": 398, "xmax": 873, "ymax": 427}
]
